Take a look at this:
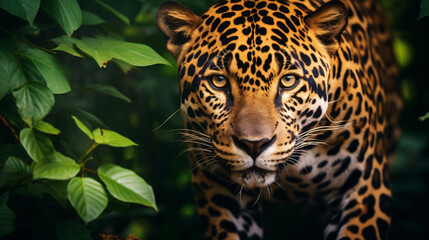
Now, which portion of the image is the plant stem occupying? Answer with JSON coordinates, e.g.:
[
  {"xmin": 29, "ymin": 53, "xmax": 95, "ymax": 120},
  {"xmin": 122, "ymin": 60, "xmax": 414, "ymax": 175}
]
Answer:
[
  {"xmin": 0, "ymin": 26, "xmax": 56, "ymax": 54},
  {"xmin": 77, "ymin": 142, "xmax": 99, "ymax": 164},
  {"xmin": 0, "ymin": 114, "xmax": 20, "ymax": 143},
  {"xmin": 84, "ymin": 168, "xmax": 97, "ymax": 174}
]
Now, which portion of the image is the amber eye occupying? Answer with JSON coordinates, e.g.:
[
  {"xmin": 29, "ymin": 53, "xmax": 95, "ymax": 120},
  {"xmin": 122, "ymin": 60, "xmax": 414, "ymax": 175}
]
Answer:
[
  {"xmin": 209, "ymin": 75, "xmax": 228, "ymax": 89},
  {"xmin": 280, "ymin": 74, "xmax": 300, "ymax": 89}
]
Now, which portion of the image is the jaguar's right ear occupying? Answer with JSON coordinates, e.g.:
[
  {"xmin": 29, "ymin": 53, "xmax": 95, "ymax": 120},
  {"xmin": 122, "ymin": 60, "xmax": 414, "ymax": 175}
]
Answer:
[{"xmin": 156, "ymin": 1, "xmax": 201, "ymax": 59}]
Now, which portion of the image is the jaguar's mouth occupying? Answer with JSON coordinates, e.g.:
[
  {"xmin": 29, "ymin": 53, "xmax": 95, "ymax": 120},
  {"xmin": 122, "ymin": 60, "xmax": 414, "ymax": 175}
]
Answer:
[{"xmin": 231, "ymin": 166, "xmax": 277, "ymax": 188}]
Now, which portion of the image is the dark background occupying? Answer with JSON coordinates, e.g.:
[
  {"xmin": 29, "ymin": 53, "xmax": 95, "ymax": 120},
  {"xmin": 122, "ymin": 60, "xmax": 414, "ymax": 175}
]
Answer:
[{"xmin": 3, "ymin": 0, "xmax": 429, "ymax": 239}]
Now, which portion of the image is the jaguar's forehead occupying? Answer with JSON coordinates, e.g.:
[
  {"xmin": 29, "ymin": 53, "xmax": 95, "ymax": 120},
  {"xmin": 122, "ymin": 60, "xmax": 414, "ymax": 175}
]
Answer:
[{"xmin": 182, "ymin": 0, "xmax": 319, "ymax": 90}]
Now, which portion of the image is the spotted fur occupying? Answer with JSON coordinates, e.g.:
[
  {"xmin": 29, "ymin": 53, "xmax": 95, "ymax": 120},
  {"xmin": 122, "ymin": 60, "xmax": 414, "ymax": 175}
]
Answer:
[{"xmin": 157, "ymin": 0, "xmax": 401, "ymax": 239}]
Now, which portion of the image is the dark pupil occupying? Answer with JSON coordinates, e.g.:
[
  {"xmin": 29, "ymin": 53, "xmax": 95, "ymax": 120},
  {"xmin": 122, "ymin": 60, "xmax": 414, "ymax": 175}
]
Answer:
[
  {"xmin": 217, "ymin": 76, "xmax": 224, "ymax": 81},
  {"xmin": 286, "ymin": 76, "xmax": 294, "ymax": 81}
]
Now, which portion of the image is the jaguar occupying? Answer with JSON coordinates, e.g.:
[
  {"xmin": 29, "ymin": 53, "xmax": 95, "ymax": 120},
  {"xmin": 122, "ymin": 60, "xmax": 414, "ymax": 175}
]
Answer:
[{"xmin": 157, "ymin": 0, "xmax": 401, "ymax": 239}]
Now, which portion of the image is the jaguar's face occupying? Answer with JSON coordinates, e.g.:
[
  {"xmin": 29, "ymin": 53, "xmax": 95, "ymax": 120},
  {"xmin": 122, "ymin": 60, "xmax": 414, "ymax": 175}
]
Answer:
[{"xmin": 157, "ymin": 0, "xmax": 347, "ymax": 188}]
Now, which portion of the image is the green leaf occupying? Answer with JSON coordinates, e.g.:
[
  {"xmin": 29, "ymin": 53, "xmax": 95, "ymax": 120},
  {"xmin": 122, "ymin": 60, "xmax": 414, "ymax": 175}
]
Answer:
[
  {"xmin": 82, "ymin": 84, "xmax": 131, "ymax": 102},
  {"xmin": 0, "ymin": 75, "xmax": 8, "ymax": 101},
  {"xmin": 51, "ymin": 36, "xmax": 84, "ymax": 57},
  {"xmin": 93, "ymin": 0, "xmax": 129, "ymax": 24},
  {"xmin": 0, "ymin": 48, "xmax": 24, "ymax": 99},
  {"xmin": 419, "ymin": 112, "xmax": 429, "ymax": 121},
  {"xmin": 82, "ymin": 10, "xmax": 104, "ymax": 25},
  {"xmin": 41, "ymin": 0, "xmax": 82, "ymax": 36},
  {"xmin": 0, "ymin": 156, "xmax": 31, "ymax": 187},
  {"xmin": 0, "ymin": 48, "xmax": 12, "ymax": 100},
  {"xmin": 92, "ymin": 128, "xmax": 137, "ymax": 147},
  {"xmin": 74, "ymin": 35, "xmax": 170, "ymax": 68},
  {"xmin": 71, "ymin": 108, "xmax": 108, "ymax": 129},
  {"xmin": 20, "ymin": 128, "xmax": 55, "ymax": 162},
  {"xmin": 0, "ymin": 192, "xmax": 15, "ymax": 237},
  {"xmin": 13, "ymin": 82, "xmax": 54, "ymax": 124},
  {"xmin": 18, "ymin": 47, "xmax": 71, "ymax": 94},
  {"xmin": 71, "ymin": 115, "xmax": 93, "ymax": 139},
  {"xmin": 0, "ymin": 47, "xmax": 46, "ymax": 94},
  {"xmin": 34, "ymin": 120, "xmax": 61, "ymax": 135},
  {"xmin": 67, "ymin": 177, "xmax": 108, "ymax": 223},
  {"xmin": 0, "ymin": 0, "xmax": 40, "ymax": 25},
  {"xmin": 56, "ymin": 219, "xmax": 93, "ymax": 240},
  {"xmin": 33, "ymin": 152, "xmax": 80, "ymax": 180},
  {"xmin": 98, "ymin": 164, "xmax": 156, "ymax": 210},
  {"xmin": 419, "ymin": 0, "xmax": 429, "ymax": 20}
]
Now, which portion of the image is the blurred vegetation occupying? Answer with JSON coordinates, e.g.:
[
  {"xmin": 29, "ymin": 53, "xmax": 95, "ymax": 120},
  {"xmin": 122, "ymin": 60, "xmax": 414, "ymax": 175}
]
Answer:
[{"xmin": 0, "ymin": 0, "xmax": 428, "ymax": 239}]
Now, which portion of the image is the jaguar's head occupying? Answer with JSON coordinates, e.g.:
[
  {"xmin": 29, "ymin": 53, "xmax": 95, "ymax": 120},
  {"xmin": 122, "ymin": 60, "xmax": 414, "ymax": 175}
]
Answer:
[{"xmin": 157, "ymin": 0, "xmax": 347, "ymax": 188}]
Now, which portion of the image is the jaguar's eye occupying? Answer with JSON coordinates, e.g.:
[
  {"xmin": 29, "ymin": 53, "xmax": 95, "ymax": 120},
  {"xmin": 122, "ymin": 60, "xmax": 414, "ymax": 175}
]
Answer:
[
  {"xmin": 280, "ymin": 74, "xmax": 300, "ymax": 89},
  {"xmin": 209, "ymin": 75, "xmax": 228, "ymax": 89}
]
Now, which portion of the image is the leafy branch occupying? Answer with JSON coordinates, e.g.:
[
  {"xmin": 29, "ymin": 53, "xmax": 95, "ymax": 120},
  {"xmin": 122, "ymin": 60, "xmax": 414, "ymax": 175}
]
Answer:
[{"xmin": 0, "ymin": 0, "xmax": 169, "ymax": 237}]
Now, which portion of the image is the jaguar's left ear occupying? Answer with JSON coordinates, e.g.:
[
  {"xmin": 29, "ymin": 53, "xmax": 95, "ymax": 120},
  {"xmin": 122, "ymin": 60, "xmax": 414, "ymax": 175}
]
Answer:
[
  {"xmin": 157, "ymin": 1, "xmax": 202, "ymax": 59},
  {"xmin": 304, "ymin": 0, "xmax": 348, "ymax": 56}
]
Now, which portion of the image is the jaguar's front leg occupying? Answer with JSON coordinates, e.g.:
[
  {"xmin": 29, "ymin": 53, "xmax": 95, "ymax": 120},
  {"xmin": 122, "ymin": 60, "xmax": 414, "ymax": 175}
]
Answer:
[
  {"xmin": 191, "ymin": 166, "xmax": 263, "ymax": 240},
  {"xmin": 324, "ymin": 161, "xmax": 392, "ymax": 240}
]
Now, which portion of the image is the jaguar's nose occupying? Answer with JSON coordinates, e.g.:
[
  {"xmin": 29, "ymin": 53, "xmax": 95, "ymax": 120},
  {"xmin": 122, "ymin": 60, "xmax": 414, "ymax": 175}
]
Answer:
[{"xmin": 233, "ymin": 135, "xmax": 276, "ymax": 160}]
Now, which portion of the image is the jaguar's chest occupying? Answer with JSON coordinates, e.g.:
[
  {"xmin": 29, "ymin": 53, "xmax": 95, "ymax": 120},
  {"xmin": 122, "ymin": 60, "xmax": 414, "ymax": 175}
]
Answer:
[{"xmin": 268, "ymin": 147, "xmax": 364, "ymax": 204}]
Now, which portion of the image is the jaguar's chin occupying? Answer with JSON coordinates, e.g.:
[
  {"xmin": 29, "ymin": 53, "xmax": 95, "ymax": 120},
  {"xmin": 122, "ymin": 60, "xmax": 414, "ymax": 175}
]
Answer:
[{"xmin": 232, "ymin": 167, "xmax": 277, "ymax": 188}]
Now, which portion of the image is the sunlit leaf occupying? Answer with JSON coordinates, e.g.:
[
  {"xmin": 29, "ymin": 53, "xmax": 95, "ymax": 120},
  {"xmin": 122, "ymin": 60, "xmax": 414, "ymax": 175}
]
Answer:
[
  {"xmin": 92, "ymin": 128, "xmax": 137, "ymax": 147},
  {"xmin": 82, "ymin": 84, "xmax": 131, "ymax": 102},
  {"xmin": 56, "ymin": 219, "xmax": 93, "ymax": 240},
  {"xmin": 82, "ymin": 10, "xmax": 104, "ymax": 25},
  {"xmin": 71, "ymin": 115, "xmax": 93, "ymax": 140},
  {"xmin": 41, "ymin": 0, "xmax": 82, "ymax": 36},
  {"xmin": 71, "ymin": 108, "xmax": 108, "ymax": 129},
  {"xmin": 0, "ymin": 192, "xmax": 15, "ymax": 237},
  {"xmin": 34, "ymin": 120, "xmax": 61, "ymax": 135},
  {"xmin": 0, "ymin": 0, "xmax": 40, "ymax": 25},
  {"xmin": 13, "ymin": 82, "xmax": 54, "ymax": 124},
  {"xmin": 20, "ymin": 128, "xmax": 55, "ymax": 162},
  {"xmin": 18, "ymin": 46, "xmax": 71, "ymax": 94},
  {"xmin": 0, "ymin": 156, "xmax": 31, "ymax": 187},
  {"xmin": 51, "ymin": 36, "xmax": 84, "ymax": 57},
  {"xmin": 98, "ymin": 164, "xmax": 156, "ymax": 210},
  {"xmin": 67, "ymin": 177, "xmax": 107, "ymax": 223},
  {"xmin": 33, "ymin": 152, "xmax": 80, "ymax": 180},
  {"xmin": 74, "ymin": 35, "xmax": 170, "ymax": 68},
  {"xmin": 93, "ymin": 0, "xmax": 129, "ymax": 24}
]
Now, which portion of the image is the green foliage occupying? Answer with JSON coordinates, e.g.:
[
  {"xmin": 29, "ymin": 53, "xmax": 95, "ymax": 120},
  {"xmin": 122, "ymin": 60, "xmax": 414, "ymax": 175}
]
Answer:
[
  {"xmin": 419, "ymin": 0, "xmax": 429, "ymax": 20},
  {"xmin": 0, "ymin": 0, "xmax": 166, "ymax": 238},
  {"xmin": 33, "ymin": 120, "xmax": 61, "ymax": 135},
  {"xmin": 1, "ymin": 0, "xmax": 427, "ymax": 239},
  {"xmin": 67, "ymin": 177, "xmax": 108, "ymax": 222},
  {"xmin": 54, "ymin": 35, "xmax": 170, "ymax": 68},
  {"xmin": 0, "ymin": 0, "xmax": 40, "ymax": 25},
  {"xmin": 33, "ymin": 152, "xmax": 80, "ymax": 180},
  {"xmin": 98, "ymin": 164, "xmax": 157, "ymax": 210},
  {"xmin": 18, "ymin": 46, "xmax": 71, "ymax": 94},
  {"xmin": 0, "ymin": 192, "xmax": 15, "ymax": 236},
  {"xmin": 93, "ymin": 129, "xmax": 138, "ymax": 147},
  {"xmin": 41, "ymin": 0, "xmax": 82, "ymax": 36},
  {"xmin": 0, "ymin": 157, "xmax": 31, "ymax": 187},
  {"xmin": 71, "ymin": 115, "xmax": 94, "ymax": 139},
  {"xmin": 20, "ymin": 128, "xmax": 55, "ymax": 162}
]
